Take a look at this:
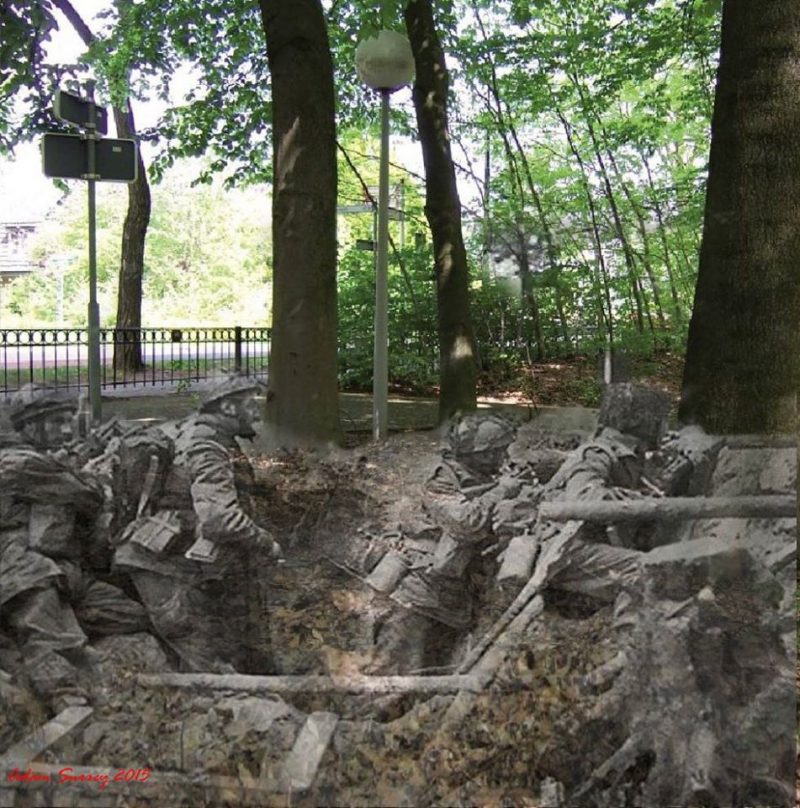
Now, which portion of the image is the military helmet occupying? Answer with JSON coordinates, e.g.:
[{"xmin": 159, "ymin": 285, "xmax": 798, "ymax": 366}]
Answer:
[
  {"xmin": 199, "ymin": 373, "xmax": 265, "ymax": 412},
  {"xmin": 598, "ymin": 382, "xmax": 671, "ymax": 447},
  {"xmin": 448, "ymin": 412, "xmax": 517, "ymax": 455},
  {"xmin": 8, "ymin": 384, "xmax": 76, "ymax": 429}
]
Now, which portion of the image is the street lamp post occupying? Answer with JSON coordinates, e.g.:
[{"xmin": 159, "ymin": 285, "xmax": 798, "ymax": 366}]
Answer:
[{"xmin": 355, "ymin": 30, "xmax": 414, "ymax": 441}]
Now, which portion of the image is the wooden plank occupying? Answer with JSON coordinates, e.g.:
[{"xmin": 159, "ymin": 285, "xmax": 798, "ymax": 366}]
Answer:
[
  {"xmin": 457, "ymin": 522, "xmax": 584, "ymax": 675},
  {"xmin": 539, "ymin": 495, "xmax": 796, "ymax": 523},
  {"xmin": 281, "ymin": 712, "xmax": 339, "ymax": 792},
  {"xmin": 136, "ymin": 672, "xmax": 480, "ymax": 694},
  {"xmin": 470, "ymin": 595, "xmax": 546, "ymax": 688},
  {"xmin": 0, "ymin": 706, "xmax": 93, "ymax": 767}
]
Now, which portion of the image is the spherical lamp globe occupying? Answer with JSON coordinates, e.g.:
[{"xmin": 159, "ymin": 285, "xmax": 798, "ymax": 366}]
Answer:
[{"xmin": 355, "ymin": 30, "xmax": 415, "ymax": 92}]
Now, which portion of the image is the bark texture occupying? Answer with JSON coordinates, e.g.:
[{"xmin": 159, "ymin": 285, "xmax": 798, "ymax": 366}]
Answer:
[
  {"xmin": 113, "ymin": 103, "xmax": 149, "ymax": 374},
  {"xmin": 679, "ymin": 1, "xmax": 800, "ymax": 433},
  {"xmin": 258, "ymin": 0, "xmax": 340, "ymax": 446},
  {"xmin": 405, "ymin": 0, "xmax": 478, "ymax": 422}
]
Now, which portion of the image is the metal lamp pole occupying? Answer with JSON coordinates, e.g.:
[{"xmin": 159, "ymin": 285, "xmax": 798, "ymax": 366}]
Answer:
[
  {"xmin": 355, "ymin": 30, "xmax": 414, "ymax": 441},
  {"xmin": 373, "ymin": 89, "xmax": 391, "ymax": 440},
  {"xmin": 84, "ymin": 80, "xmax": 102, "ymax": 423}
]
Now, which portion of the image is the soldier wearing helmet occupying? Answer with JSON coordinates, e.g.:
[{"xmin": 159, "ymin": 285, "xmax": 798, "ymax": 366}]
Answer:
[
  {"xmin": 368, "ymin": 412, "xmax": 523, "ymax": 673},
  {"xmin": 499, "ymin": 383, "xmax": 672, "ymax": 607},
  {"xmin": 0, "ymin": 387, "xmax": 148, "ymax": 707},
  {"xmin": 8, "ymin": 384, "xmax": 78, "ymax": 449},
  {"xmin": 112, "ymin": 373, "xmax": 282, "ymax": 673}
]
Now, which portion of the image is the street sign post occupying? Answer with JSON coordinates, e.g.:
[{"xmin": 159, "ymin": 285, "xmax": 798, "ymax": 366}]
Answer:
[
  {"xmin": 41, "ymin": 81, "xmax": 138, "ymax": 424},
  {"xmin": 54, "ymin": 89, "xmax": 108, "ymax": 135},
  {"xmin": 42, "ymin": 133, "xmax": 138, "ymax": 182}
]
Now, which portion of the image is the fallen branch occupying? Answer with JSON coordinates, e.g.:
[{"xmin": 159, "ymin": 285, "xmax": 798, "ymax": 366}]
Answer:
[
  {"xmin": 539, "ymin": 495, "xmax": 796, "ymax": 523},
  {"xmin": 137, "ymin": 672, "xmax": 480, "ymax": 694}
]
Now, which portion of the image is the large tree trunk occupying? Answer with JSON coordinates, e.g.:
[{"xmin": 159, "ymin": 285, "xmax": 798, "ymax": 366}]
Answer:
[
  {"xmin": 52, "ymin": 0, "xmax": 149, "ymax": 375},
  {"xmin": 679, "ymin": 0, "xmax": 800, "ymax": 434},
  {"xmin": 113, "ymin": 103, "xmax": 149, "ymax": 374},
  {"xmin": 259, "ymin": 0, "xmax": 340, "ymax": 446},
  {"xmin": 405, "ymin": 0, "xmax": 477, "ymax": 422}
]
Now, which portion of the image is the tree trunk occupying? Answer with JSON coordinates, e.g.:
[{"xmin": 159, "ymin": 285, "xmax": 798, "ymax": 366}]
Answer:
[
  {"xmin": 517, "ymin": 225, "xmax": 545, "ymax": 359},
  {"xmin": 679, "ymin": 0, "xmax": 800, "ymax": 434},
  {"xmin": 557, "ymin": 109, "xmax": 614, "ymax": 347},
  {"xmin": 405, "ymin": 0, "xmax": 477, "ymax": 422},
  {"xmin": 113, "ymin": 103, "xmax": 149, "ymax": 374},
  {"xmin": 259, "ymin": 0, "xmax": 340, "ymax": 446},
  {"xmin": 51, "ymin": 0, "xmax": 149, "ymax": 375},
  {"xmin": 641, "ymin": 150, "xmax": 683, "ymax": 325}
]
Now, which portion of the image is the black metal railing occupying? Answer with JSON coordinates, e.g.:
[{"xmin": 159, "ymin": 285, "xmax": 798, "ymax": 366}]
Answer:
[{"xmin": 0, "ymin": 326, "xmax": 271, "ymax": 396}]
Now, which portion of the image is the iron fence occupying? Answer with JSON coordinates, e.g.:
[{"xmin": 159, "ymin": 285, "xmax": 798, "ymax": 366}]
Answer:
[{"xmin": 0, "ymin": 326, "xmax": 270, "ymax": 397}]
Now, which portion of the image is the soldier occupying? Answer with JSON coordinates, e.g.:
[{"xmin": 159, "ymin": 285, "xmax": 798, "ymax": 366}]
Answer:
[
  {"xmin": 0, "ymin": 391, "xmax": 107, "ymax": 704},
  {"xmin": 368, "ymin": 412, "xmax": 522, "ymax": 673},
  {"xmin": 112, "ymin": 375, "xmax": 283, "ymax": 673},
  {"xmin": 3, "ymin": 386, "xmax": 149, "ymax": 637},
  {"xmin": 512, "ymin": 383, "xmax": 674, "ymax": 606}
]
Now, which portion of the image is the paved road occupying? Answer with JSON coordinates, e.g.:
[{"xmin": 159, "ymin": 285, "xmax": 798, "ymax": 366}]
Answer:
[{"xmin": 0, "ymin": 340, "xmax": 267, "ymax": 369}]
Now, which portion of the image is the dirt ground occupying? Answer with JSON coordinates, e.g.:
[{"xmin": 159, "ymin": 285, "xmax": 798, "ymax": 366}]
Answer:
[{"xmin": 2, "ymin": 361, "xmax": 796, "ymax": 807}]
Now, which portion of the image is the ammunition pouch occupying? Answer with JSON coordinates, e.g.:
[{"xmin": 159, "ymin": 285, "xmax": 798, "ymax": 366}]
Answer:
[{"xmin": 119, "ymin": 510, "xmax": 183, "ymax": 555}]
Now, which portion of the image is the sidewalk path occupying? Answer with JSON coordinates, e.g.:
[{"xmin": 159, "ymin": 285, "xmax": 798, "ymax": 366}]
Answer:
[{"xmin": 103, "ymin": 389, "xmax": 597, "ymax": 435}]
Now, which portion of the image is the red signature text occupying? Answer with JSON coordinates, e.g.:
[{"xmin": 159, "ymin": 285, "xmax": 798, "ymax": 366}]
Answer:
[{"xmin": 6, "ymin": 767, "xmax": 152, "ymax": 791}]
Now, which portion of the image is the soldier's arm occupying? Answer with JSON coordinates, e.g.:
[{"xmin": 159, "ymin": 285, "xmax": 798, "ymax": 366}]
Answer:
[
  {"xmin": 184, "ymin": 438, "xmax": 272, "ymax": 546},
  {"xmin": 426, "ymin": 492, "xmax": 494, "ymax": 541}
]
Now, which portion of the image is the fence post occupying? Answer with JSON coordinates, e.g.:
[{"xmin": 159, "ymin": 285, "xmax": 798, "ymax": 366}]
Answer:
[{"xmin": 234, "ymin": 326, "xmax": 243, "ymax": 374}]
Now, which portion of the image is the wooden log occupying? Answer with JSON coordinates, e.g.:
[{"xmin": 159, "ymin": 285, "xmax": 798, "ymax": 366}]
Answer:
[
  {"xmin": 539, "ymin": 495, "xmax": 796, "ymax": 523},
  {"xmin": 136, "ymin": 672, "xmax": 481, "ymax": 694},
  {"xmin": 0, "ymin": 706, "xmax": 93, "ymax": 767}
]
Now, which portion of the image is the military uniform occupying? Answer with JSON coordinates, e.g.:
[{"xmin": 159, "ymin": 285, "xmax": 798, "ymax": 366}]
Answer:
[
  {"xmin": 111, "ymin": 379, "xmax": 279, "ymax": 673},
  {"xmin": 528, "ymin": 384, "xmax": 673, "ymax": 604},
  {"xmin": 0, "ymin": 433, "xmax": 101, "ymax": 695},
  {"xmin": 370, "ymin": 414, "xmax": 520, "ymax": 673},
  {"xmin": 532, "ymin": 427, "xmax": 644, "ymax": 602}
]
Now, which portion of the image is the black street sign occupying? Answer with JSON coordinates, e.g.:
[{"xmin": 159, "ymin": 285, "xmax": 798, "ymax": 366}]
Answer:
[
  {"xmin": 54, "ymin": 89, "xmax": 109, "ymax": 135},
  {"xmin": 42, "ymin": 133, "xmax": 138, "ymax": 183}
]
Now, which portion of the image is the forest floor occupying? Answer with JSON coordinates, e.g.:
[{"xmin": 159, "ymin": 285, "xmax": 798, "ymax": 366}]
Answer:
[
  {"xmin": 476, "ymin": 350, "xmax": 684, "ymax": 409},
  {"xmin": 376, "ymin": 350, "xmax": 686, "ymax": 412}
]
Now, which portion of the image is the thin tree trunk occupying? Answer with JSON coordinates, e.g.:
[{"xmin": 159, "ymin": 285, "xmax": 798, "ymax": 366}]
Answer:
[
  {"xmin": 517, "ymin": 226, "xmax": 545, "ymax": 360},
  {"xmin": 641, "ymin": 150, "xmax": 683, "ymax": 325},
  {"xmin": 113, "ymin": 103, "xmax": 149, "ymax": 373},
  {"xmin": 587, "ymin": 109, "xmax": 667, "ymax": 334},
  {"xmin": 471, "ymin": 3, "xmax": 567, "ymax": 349},
  {"xmin": 405, "ymin": 0, "xmax": 477, "ymax": 421},
  {"xmin": 580, "ymin": 110, "xmax": 646, "ymax": 335},
  {"xmin": 52, "ymin": 0, "xmax": 149, "ymax": 374},
  {"xmin": 553, "ymin": 285, "xmax": 570, "ymax": 351},
  {"xmin": 602, "ymin": 144, "xmax": 666, "ymax": 332},
  {"xmin": 557, "ymin": 109, "xmax": 614, "ymax": 347}
]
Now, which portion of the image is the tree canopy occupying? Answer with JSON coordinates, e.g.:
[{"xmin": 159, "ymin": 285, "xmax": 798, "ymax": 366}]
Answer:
[{"xmin": 8, "ymin": 0, "xmax": 772, "ymax": 435}]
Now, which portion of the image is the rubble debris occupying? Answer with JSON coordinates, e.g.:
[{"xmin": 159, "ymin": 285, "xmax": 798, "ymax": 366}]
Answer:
[{"xmin": 0, "ymin": 381, "xmax": 794, "ymax": 807}]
